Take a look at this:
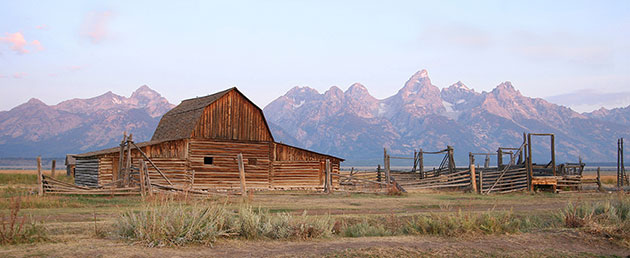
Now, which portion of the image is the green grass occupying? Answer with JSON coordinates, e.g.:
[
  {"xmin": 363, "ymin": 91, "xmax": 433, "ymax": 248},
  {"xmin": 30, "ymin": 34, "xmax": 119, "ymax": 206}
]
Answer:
[
  {"xmin": 0, "ymin": 174, "xmax": 73, "ymax": 185},
  {"xmin": 343, "ymin": 221, "xmax": 392, "ymax": 237},
  {"xmin": 0, "ymin": 174, "xmax": 38, "ymax": 185},
  {"xmin": 0, "ymin": 190, "xmax": 142, "ymax": 209}
]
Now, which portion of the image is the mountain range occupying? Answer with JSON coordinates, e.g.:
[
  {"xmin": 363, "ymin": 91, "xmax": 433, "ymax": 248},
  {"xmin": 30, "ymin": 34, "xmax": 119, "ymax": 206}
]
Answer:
[
  {"xmin": 1, "ymin": 70, "xmax": 629, "ymax": 165},
  {"xmin": 263, "ymin": 70, "xmax": 630, "ymax": 164},
  {"xmin": 0, "ymin": 86, "xmax": 173, "ymax": 158}
]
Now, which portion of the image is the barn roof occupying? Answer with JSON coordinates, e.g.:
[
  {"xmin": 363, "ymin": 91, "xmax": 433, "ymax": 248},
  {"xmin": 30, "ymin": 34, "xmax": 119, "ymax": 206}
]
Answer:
[
  {"xmin": 151, "ymin": 88, "xmax": 233, "ymax": 141},
  {"xmin": 74, "ymin": 139, "xmax": 180, "ymax": 158},
  {"xmin": 75, "ymin": 87, "xmax": 343, "ymax": 161}
]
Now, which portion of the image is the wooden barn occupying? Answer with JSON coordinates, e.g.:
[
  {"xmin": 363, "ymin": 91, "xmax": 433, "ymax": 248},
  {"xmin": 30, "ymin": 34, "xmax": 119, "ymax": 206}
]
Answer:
[{"xmin": 73, "ymin": 87, "xmax": 343, "ymax": 190}]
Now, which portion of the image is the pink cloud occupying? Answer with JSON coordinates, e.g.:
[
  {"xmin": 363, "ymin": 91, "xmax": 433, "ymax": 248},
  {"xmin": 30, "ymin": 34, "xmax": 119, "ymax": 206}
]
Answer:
[
  {"xmin": 35, "ymin": 24, "xmax": 49, "ymax": 30},
  {"xmin": 68, "ymin": 65, "xmax": 82, "ymax": 71},
  {"xmin": 0, "ymin": 32, "xmax": 44, "ymax": 54},
  {"xmin": 0, "ymin": 74, "xmax": 6, "ymax": 78},
  {"xmin": 0, "ymin": 32, "xmax": 29, "ymax": 54},
  {"xmin": 81, "ymin": 11, "xmax": 113, "ymax": 43},
  {"xmin": 31, "ymin": 40, "xmax": 44, "ymax": 51},
  {"xmin": 13, "ymin": 72, "xmax": 27, "ymax": 79}
]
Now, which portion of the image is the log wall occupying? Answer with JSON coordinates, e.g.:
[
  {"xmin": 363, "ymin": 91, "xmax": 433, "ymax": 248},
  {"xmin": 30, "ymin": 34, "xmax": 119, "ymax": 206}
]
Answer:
[
  {"xmin": 80, "ymin": 138, "xmax": 342, "ymax": 190},
  {"xmin": 188, "ymin": 139, "xmax": 271, "ymax": 189},
  {"xmin": 191, "ymin": 90, "xmax": 273, "ymax": 142},
  {"xmin": 75, "ymin": 158, "xmax": 99, "ymax": 187}
]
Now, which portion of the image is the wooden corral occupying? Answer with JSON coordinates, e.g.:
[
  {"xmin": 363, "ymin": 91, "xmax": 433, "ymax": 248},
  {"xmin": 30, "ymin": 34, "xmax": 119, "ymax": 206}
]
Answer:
[
  {"xmin": 382, "ymin": 132, "xmax": 602, "ymax": 194},
  {"xmin": 70, "ymin": 87, "xmax": 342, "ymax": 194}
]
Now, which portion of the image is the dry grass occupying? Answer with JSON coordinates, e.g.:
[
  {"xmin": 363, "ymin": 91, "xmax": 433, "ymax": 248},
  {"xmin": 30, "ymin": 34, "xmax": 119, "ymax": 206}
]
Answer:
[
  {"xmin": 561, "ymin": 193, "xmax": 630, "ymax": 246},
  {"xmin": 0, "ymin": 169, "xmax": 61, "ymax": 175},
  {"xmin": 0, "ymin": 197, "xmax": 48, "ymax": 245}
]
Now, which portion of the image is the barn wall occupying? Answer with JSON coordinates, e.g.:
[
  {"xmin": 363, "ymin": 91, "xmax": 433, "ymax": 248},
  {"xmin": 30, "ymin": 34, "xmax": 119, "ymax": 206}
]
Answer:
[
  {"xmin": 271, "ymin": 161, "xmax": 323, "ymax": 188},
  {"xmin": 191, "ymin": 90, "xmax": 273, "ymax": 142},
  {"xmin": 133, "ymin": 158, "xmax": 188, "ymax": 186},
  {"xmin": 75, "ymin": 157, "xmax": 99, "ymax": 187},
  {"xmin": 271, "ymin": 143, "xmax": 341, "ymax": 188},
  {"xmin": 188, "ymin": 139, "xmax": 271, "ymax": 189},
  {"xmin": 92, "ymin": 139, "xmax": 189, "ymax": 187}
]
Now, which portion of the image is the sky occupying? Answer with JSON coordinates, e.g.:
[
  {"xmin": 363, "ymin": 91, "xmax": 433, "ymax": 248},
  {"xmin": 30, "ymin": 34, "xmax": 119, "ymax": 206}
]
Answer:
[{"xmin": 1, "ymin": 0, "xmax": 629, "ymax": 112}]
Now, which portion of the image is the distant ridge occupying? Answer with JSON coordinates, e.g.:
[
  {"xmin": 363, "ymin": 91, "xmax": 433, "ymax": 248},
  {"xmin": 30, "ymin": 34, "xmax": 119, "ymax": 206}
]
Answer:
[
  {"xmin": 264, "ymin": 70, "xmax": 630, "ymax": 163},
  {"xmin": 0, "ymin": 86, "xmax": 174, "ymax": 157},
  {"xmin": 1, "ymin": 73, "xmax": 629, "ymax": 164}
]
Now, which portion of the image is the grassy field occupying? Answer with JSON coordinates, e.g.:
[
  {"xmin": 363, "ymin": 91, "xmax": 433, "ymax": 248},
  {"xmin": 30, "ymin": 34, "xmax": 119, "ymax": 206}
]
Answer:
[{"xmin": 0, "ymin": 172, "xmax": 629, "ymax": 257}]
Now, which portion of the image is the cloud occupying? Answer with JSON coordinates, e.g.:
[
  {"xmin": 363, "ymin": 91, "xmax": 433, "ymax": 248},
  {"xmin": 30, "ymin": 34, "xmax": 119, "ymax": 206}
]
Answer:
[
  {"xmin": 31, "ymin": 40, "xmax": 44, "ymax": 51},
  {"xmin": 12, "ymin": 72, "xmax": 27, "ymax": 79},
  {"xmin": 68, "ymin": 65, "xmax": 82, "ymax": 71},
  {"xmin": 81, "ymin": 11, "xmax": 114, "ymax": 43},
  {"xmin": 0, "ymin": 32, "xmax": 44, "ymax": 54},
  {"xmin": 0, "ymin": 74, "xmax": 6, "ymax": 78},
  {"xmin": 545, "ymin": 89, "xmax": 630, "ymax": 113},
  {"xmin": 35, "ymin": 24, "xmax": 49, "ymax": 30}
]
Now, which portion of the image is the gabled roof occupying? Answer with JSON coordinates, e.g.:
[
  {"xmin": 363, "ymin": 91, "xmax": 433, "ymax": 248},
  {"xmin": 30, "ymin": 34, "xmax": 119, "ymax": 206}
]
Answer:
[
  {"xmin": 151, "ymin": 88, "xmax": 233, "ymax": 141},
  {"xmin": 75, "ymin": 139, "xmax": 181, "ymax": 158}
]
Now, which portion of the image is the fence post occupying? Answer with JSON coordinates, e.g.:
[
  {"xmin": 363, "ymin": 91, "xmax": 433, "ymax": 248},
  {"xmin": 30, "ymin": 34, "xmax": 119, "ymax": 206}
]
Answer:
[
  {"xmin": 597, "ymin": 167, "xmax": 603, "ymax": 192},
  {"xmin": 237, "ymin": 153, "xmax": 247, "ymax": 196},
  {"xmin": 51, "ymin": 160, "xmax": 56, "ymax": 178},
  {"xmin": 469, "ymin": 153, "xmax": 477, "ymax": 194},
  {"xmin": 479, "ymin": 167, "xmax": 483, "ymax": 194},
  {"xmin": 118, "ymin": 133, "xmax": 126, "ymax": 188},
  {"xmin": 139, "ymin": 160, "xmax": 146, "ymax": 198},
  {"xmin": 412, "ymin": 150, "xmax": 417, "ymax": 173},
  {"xmin": 124, "ymin": 134, "xmax": 133, "ymax": 187},
  {"xmin": 145, "ymin": 166, "xmax": 153, "ymax": 197},
  {"xmin": 551, "ymin": 134, "xmax": 556, "ymax": 177},
  {"xmin": 37, "ymin": 156, "xmax": 43, "ymax": 196},
  {"xmin": 497, "ymin": 148, "xmax": 503, "ymax": 169},
  {"xmin": 447, "ymin": 146, "xmax": 455, "ymax": 174},
  {"xmin": 527, "ymin": 134, "xmax": 533, "ymax": 192},
  {"xmin": 419, "ymin": 149, "xmax": 424, "ymax": 179},
  {"xmin": 377, "ymin": 164, "xmax": 381, "ymax": 182},
  {"xmin": 325, "ymin": 159, "xmax": 332, "ymax": 193},
  {"xmin": 384, "ymin": 150, "xmax": 391, "ymax": 186}
]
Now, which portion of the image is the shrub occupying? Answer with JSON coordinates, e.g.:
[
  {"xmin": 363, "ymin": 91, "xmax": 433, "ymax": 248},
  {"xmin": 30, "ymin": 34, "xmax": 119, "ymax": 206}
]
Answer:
[
  {"xmin": 402, "ymin": 210, "xmax": 537, "ymax": 237},
  {"xmin": 561, "ymin": 194, "xmax": 630, "ymax": 245},
  {"xmin": 115, "ymin": 202, "xmax": 232, "ymax": 247},
  {"xmin": 114, "ymin": 202, "xmax": 335, "ymax": 246},
  {"xmin": 343, "ymin": 221, "xmax": 391, "ymax": 237},
  {"xmin": 0, "ymin": 197, "xmax": 48, "ymax": 245},
  {"xmin": 236, "ymin": 206, "xmax": 334, "ymax": 240}
]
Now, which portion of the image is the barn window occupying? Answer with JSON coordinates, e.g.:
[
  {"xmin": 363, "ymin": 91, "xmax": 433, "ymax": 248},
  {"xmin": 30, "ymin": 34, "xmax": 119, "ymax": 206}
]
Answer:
[
  {"xmin": 249, "ymin": 158, "xmax": 257, "ymax": 165},
  {"xmin": 204, "ymin": 157, "xmax": 214, "ymax": 165}
]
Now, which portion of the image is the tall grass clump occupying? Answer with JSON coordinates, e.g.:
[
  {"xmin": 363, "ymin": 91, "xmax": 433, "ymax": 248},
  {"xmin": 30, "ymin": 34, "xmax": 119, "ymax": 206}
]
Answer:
[
  {"xmin": 402, "ymin": 210, "xmax": 542, "ymax": 237},
  {"xmin": 114, "ymin": 202, "xmax": 335, "ymax": 247},
  {"xmin": 561, "ymin": 194, "xmax": 630, "ymax": 245},
  {"xmin": 0, "ymin": 197, "xmax": 48, "ymax": 245},
  {"xmin": 236, "ymin": 206, "xmax": 334, "ymax": 239},
  {"xmin": 343, "ymin": 221, "xmax": 392, "ymax": 237},
  {"xmin": 115, "ymin": 202, "xmax": 233, "ymax": 247}
]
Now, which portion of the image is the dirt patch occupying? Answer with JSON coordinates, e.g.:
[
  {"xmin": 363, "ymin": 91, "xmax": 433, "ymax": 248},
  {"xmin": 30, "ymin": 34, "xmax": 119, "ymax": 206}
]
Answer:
[{"xmin": 1, "ymin": 231, "xmax": 627, "ymax": 257}]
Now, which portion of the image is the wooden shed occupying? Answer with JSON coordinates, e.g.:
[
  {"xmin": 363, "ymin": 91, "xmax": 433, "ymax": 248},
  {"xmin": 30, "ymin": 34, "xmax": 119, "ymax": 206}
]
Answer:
[{"xmin": 73, "ymin": 88, "xmax": 343, "ymax": 190}]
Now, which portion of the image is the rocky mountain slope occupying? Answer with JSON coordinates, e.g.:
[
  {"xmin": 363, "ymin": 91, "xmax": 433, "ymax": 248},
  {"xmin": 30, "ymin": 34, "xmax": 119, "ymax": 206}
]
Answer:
[
  {"xmin": 0, "ymin": 86, "xmax": 174, "ymax": 157},
  {"xmin": 585, "ymin": 106, "xmax": 630, "ymax": 126},
  {"xmin": 2, "ymin": 73, "xmax": 628, "ymax": 165},
  {"xmin": 264, "ymin": 70, "xmax": 630, "ymax": 164}
]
